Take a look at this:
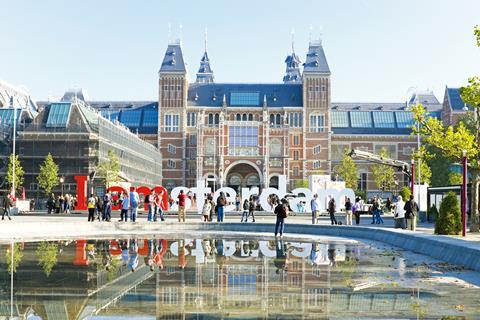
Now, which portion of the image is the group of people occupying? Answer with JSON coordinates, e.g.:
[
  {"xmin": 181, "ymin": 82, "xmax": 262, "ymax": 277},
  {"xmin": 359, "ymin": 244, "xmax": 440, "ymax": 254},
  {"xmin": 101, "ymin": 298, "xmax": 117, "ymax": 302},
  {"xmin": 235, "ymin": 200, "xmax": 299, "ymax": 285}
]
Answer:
[
  {"xmin": 311, "ymin": 194, "xmax": 339, "ymax": 225},
  {"xmin": 200, "ymin": 191, "xmax": 228, "ymax": 223},
  {"xmin": 46, "ymin": 193, "xmax": 77, "ymax": 214}
]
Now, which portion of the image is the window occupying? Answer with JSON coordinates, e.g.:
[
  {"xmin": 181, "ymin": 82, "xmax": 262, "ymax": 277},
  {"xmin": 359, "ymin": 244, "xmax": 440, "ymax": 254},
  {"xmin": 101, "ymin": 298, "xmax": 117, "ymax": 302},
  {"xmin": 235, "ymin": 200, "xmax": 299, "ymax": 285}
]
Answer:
[
  {"xmin": 46, "ymin": 103, "xmax": 72, "ymax": 127},
  {"xmin": 331, "ymin": 111, "xmax": 349, "ymax": 128},
  {"xmin": 164, "ymin": 114, "xmax": 179, "ymax": 132},
  {"xmin": 167, "ymin": 160, "xmax": 176, "ymax": 168},
  {"xmin": 313, "ymin": 145, "xmax": 321, "ymax": 154},
  {"xmin": 313, "ymin": 161, "xmax": 321, "ymax": 169},
  {"xmin": 230, "ymin": 92, "xmax": 260, "ymax": 106},
  {"xmin": 373, "ymin": 112, "xmax": 395, "ymax": 128},
  {"xmin": 350, "ymin": 111, "xmax": 372, "ymax": 128},
  {"xmin": 309, "ymin": 114, "xmax": 325, "ymax": 132},
  {"xmin": 358, "ymin": 172, "xmax": 367, "ymax": 191},
  {"xmin": 289, "ymin": 112, "xmax": 302, "ymax": 128},
  {"xmin": 293, "ymin": 150, "xmax": 299, "ymax": 160},
  {"xmin": 215, "ymin": 113, "xmax": 220, "ymax": 125},
  {"xmin": 293, "ymin": 167, "xmax": 299, "ymax": 177},
  {"xmin": 208, "ymin": 113, "xmax": 219, "ymax": 126},
  {"xmin": 120, "ymin": 110, "xmax": 142, "ymax": 127},
  {"xmin": 189, "ymin": 134, "xmax": 197, "ymax": 145},
  {"xmin": 293, "ymin": 136, "xmax": 299, "ymax": 146},
  {"xmin": 167, "ymin": 144, "xmax": 176, "ymax": 154},
  {"xmin": 142, "ymin": 110, "xmax": 157, "ymax": 127},
  {"xmin": 236, "ymin": 113, "xmax": 241, "ymax": 121},
  {"xmin": 403, "ymin": 146, "xmax": 414, "ymax": 156},
  {"xmin": 242, "ymin": 113, "xmax": 247, "ymax": 121},
  {"xmin": 229, "ymin": 126, "xmax": 258, "ymax": 147},
  {"xmin": 187, "ymin": 112, "xmax": 196, "ymax": 127},
  {"xmin": 321, "ymin": 85, "xmax": 327, "ymax": 92}
]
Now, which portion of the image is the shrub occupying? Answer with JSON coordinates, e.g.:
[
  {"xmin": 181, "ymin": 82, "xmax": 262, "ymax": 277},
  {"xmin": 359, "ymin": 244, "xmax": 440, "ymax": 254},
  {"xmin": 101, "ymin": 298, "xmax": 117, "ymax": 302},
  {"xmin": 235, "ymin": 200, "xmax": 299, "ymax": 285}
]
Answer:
[
  {"xmin": 435, "ymin": 192, "xmax": 462, "ymax": 235},
  {"xmin": 428, "ymin": 204, "xmax": 439, "ymax": 222},
  {"xmin": 399, "ymin": 186, "xmax": 411, "ymax": 201}
]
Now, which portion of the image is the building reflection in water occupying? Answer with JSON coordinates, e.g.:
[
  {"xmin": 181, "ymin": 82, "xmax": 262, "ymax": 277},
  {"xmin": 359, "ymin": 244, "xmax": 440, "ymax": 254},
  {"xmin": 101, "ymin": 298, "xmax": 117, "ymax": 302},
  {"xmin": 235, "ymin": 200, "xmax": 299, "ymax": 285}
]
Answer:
[{"xmin": 0, "ymin": 237, "xmax": 475, "ymax": 319}]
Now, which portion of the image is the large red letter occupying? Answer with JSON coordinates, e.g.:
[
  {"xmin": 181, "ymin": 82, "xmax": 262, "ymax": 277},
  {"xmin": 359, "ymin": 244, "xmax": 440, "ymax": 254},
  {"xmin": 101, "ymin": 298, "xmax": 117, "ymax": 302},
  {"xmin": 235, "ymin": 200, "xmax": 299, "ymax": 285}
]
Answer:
[
  {"xmin": 153, "ymin": 186, "xmax": 170, "ymax": 210},
  {"xmin": 107, "ymin": 186, "xmax": 127, "ymax": 211},
  {"xmin": 73, "ymin": 240, "xmax": 89, "ymax": 266},
  {"xmin": 136, "ymin": 186, "xmax": 151, "ymax": 211},
  {"xmin": 75, "ymin": 176, "xmax": 89, "ymax": 210}
]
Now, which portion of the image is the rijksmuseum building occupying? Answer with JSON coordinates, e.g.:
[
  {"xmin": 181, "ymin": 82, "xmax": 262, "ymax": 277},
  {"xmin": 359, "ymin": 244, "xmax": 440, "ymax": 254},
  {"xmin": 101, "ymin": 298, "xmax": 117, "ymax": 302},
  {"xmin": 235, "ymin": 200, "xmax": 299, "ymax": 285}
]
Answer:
[
  {"xmin": 1, "ymin": 38, "xmax": 469, "ymax": 195},
  {"xmin": 86, "ymin": 38, "xmax": 468, "ymax": 193}
]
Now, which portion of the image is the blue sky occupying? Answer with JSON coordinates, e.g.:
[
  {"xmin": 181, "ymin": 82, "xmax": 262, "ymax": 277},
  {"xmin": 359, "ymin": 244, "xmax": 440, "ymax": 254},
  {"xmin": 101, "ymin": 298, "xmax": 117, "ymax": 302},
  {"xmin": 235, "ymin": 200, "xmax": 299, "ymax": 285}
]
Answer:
[{"xmin": 1, "ymin": 0, "xmax": 479, "ymax": 102}]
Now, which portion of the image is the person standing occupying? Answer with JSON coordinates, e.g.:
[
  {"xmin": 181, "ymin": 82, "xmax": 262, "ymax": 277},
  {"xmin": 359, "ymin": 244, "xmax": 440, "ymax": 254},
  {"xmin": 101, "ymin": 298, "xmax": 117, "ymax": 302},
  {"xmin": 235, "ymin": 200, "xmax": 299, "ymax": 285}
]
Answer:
[
  {"xmin": 373, "ymin": 198, "xmax": 384, "ymax": 224},
  {"xmin": 102, "ymin": 191, "xmax": 112, "ymax": 222},
  {"xmin": 1, "ymin": 192, "xmax": 12, "ymax": 221},
  {"xmin": 147, "ymin": 189, "xmax": 156, "ymax": 222},
  {"xmin": 177, "ymin": 190, "xmax": 186, "ymax": 222},
  {"xmin": 46, "ymin": 193, "xmax": 55, "ymax": 214},
  {"xmin": 353, "ymin": 197, "xmax": 362, "ymax": 225},
  {"xmin": 247, "ymin": 195, "xmax": 256, "ymax": 223},
  {"xmin": 119, "ymin": 191, "xmax": 129, "ymax": 222},
  {"xmin": 241, "ymin": 199, "xmax": 249, "ymax": 222},
  {"xmin": 345, "ymin": 197, "xmax": 353, "ymax": 226},
  {"xmin": 328, "ymin": 196, "xmax": 338, "ymax": 225},
  {"xmin": 235, "ymin": 195, "xmax": 241, "ymax": 212},
  {"xmin": 216, "ymin": 192, "xmax": 226, "ymax": 222},
  {"xmin": 95, "ymin": 195, "xmax": 103, "ymax": 221},
  {"xmin": 208, "ymin": 195, "xmax": 215, "ymax": 222},
  {"xmin": 310, "ymin": 194, "xmax": 320, "ymax": 225},
  {"xmin": 202, "ymin": 198, "xmax": 212, "ymax": 222},
  {"xmin": 393, "ymin": 195, "xmax": 406, "ymax": 229},
  {"xmin": 404, "ymin": 195, "xmax": 419, "ymax": 231},
  {"xmin": 130, "ymin": 187, "xmax": 140, "ymax": 223},
  {"xmin": 274, "ymin": 198, "xmax": 289, "ymax": 237},
  {"xmin": 154, "ymin": 190, "xmax": 165, "ymax": 222},
  {"xmin": 87, "ymin": 193, "xmax": 96, "ymax": 222}
]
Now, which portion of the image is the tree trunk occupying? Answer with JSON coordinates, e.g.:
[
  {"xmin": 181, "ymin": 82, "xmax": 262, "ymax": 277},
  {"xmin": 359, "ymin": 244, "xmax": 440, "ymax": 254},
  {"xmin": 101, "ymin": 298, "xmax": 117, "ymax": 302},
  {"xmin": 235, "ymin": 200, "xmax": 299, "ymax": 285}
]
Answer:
[{"xmin": 470, "ymin": 170, "xmax": 480, "ymax": 232}]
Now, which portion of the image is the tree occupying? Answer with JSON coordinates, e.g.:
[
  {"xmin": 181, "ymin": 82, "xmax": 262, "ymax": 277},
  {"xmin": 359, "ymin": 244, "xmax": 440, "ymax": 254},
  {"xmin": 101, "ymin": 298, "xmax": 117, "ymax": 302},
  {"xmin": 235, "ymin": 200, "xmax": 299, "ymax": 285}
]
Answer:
[
  {"xmin": 333, "ymin": 151, "xmax": 358, "ymax": 189},
  {"xmin": 36, "ymin": 241, "xmax": 58, "ymax": 277},
  {"xmin": 413, "ymin": 148, "xmax": 432, "ymax": 185},
  {"xmin": 414, "ymin": 26, "xmax": 480, "ymax": 232},
  {"xmin": 399, "ymin": 186, "xmax": 411, "ymax": 201},
  {"xmin": 435, "ymin": 192, "xmax": 462, "ymax": 235},
  {"xmin": 6, "ymin": 243, "xmax": 23, "ymax": 274},
  {"xmin": 7, "ymin": 154, "xmax": 24, "ymax": 194},
  {"xmin": 37, "ymin": 153, "xmax": 59, "ymax": 195},
  {"xmin": 427, "ymin": 146, "xmax": 452, "ymax": 187},
  {"xmin": 448, "ymin": 172, "xmax": 463, "ymax": 185},
  {"xmin": 97, "ymin": 149, "xmax": 120, "ymax": 187},
  {"xmin": 371, "ymin": 148, "xmax": 396, "ymax": 195}
]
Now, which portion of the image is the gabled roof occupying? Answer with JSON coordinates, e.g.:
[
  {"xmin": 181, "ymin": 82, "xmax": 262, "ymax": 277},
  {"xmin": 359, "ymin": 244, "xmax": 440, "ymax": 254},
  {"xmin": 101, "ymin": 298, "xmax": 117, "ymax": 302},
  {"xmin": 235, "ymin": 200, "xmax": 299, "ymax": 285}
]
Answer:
[
  {"xmin": 159, "ymin": 42, "xmax": 186, "ymax": 73},
  {"xmin": 303, "ymin": 41, "xmax": 330, "ymax": 74},
  {"xmin": 188, "ymin": 83, "xmax": 303, "ymax": 107},
  {"xmin": 446, "ymin": 87, "xmax": 472, "ymax": 111}
]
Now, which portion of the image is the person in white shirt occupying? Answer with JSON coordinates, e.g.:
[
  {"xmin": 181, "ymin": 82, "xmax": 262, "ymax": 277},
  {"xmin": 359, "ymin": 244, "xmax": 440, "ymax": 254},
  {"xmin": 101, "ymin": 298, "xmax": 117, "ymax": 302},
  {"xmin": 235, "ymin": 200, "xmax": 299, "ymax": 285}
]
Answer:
[
  {"xmin": 394, "ymin": 195, "xmax": 406, "ymax": 229},
  {"xmin": 310, "ymin": 194, "xmax": 321, "ymax": 225}
]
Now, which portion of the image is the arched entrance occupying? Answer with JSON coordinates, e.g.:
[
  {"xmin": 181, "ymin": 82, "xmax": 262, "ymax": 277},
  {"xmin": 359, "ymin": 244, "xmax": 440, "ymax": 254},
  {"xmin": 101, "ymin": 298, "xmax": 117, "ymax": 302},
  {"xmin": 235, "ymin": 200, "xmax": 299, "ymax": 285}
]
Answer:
[
  {"xmin": 225, "ymin": 161, "xmax": 262, "ymax": 192},
  {"xmin": 269, "ymin": 175, "xmax": 279, "ymax": 189}
]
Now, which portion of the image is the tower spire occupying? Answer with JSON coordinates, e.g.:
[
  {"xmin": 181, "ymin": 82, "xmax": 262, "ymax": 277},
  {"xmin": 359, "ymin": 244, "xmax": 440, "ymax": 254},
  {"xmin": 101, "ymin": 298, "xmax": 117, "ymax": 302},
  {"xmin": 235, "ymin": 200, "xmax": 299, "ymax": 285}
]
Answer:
[
  {"xmin": 291, "ymin": 28, "xmax": 295, "ymax": 53},
  {"xmin": 204, "ymin": 27, "xmax": 208, "ymax": 52},
  {"xmin": 283, "ymin": 31, "xmax": 302, "ymax": 84},
  {"xmin": 196, "ymin": 30, "xmax": 214, "ymax": 83}
]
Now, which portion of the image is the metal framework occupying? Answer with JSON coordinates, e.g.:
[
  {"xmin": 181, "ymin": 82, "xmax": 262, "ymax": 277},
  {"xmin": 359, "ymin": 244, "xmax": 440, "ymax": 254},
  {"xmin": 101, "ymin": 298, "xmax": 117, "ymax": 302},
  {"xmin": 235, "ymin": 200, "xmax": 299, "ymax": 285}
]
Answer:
[{"xmin": 348, "ymin": 149, "xmax": 411, "ymax": 177}]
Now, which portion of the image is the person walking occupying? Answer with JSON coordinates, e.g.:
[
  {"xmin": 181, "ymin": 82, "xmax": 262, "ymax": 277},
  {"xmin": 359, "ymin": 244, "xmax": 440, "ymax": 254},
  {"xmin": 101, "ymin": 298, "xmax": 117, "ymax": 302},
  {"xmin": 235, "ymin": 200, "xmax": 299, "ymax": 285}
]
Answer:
[
  {"xmin": 353, "ymin": 197, "xmax": 362, "ymax": 225},
  {"xmin": 147, "ymin": 189, "xmax": 156, "ymax": 222},
  {"xmin": 202, "ymin": 198, "xmax": 212, "ymax": 222},
  {"xmin": 87, "ymin": 193, "xmax": 96, "ymax": 222},
  {"xmin": 216, "ymin": 192, "xmax": 226, "ymax": 222},
  {"xmin": 46, "ymin": 193, "xmax": 55, "ymax": 214},
  {"xmin": 130, "ymin": 187, "xmax": 140, "ymax": 223},
  {"xmin": 119, "ymin": 191, "xmax": 129, "ymax": 222},
  {"xmin": 393, "ymin": 195, "xmax": 406, "ymax": 229},
  {"xmin": 328, "ymin": 196, "xmax": 338, "ymax": 225},
  {"xmin": 310, "ymin": 194, "xmax": 321, "ymax": 224},
  {"xmin": 404, "ymin": 195, "xmax": 419, "ymax": 231},
  {"xmin": 345, "ymin": 197, "xmax": 353, "ymax": 226},
  {"xmin": 247, "ymin": 195, "xmax": 256, "ymax": 223},
  {"xmin": 274, "ymin": 198, "xmax": 289, "ymax": 237},
  {"xmin": 1, "ymin": 192, "xmax": 13, "ymax": 221},
  {"xmin": 373, "ymin": 198, "xmax": 384, "ymax": 224},
  {"xmin": 241, "ymin": 199, "xmax": 249, "ymax": 222},
  {"xmin": 154, "ymin": 190, "xmax": 165, "ymax": 222},
  {"xmin": 208, "ymin": 195, "xmax": 215, "ymax": 222},
  {"xmin": 102, "ymin": 191, "xmax": 112, "ymax": 221},
  {"xmin": 177, "ymin": 190, "xmax": 186, "ymax": 223}
]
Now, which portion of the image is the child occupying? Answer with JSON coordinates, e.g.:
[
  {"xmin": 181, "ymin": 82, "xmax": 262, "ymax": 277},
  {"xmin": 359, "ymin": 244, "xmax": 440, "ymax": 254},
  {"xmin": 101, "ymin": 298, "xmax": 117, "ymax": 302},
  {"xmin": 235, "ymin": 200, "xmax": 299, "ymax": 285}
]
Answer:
[
  {"xmin": 241, "ymin": 199, "xmax": 249, "ymax": 222},
  {"xmin": 202, "ymin": 198, "xmax": 212, "ymax": 222}
]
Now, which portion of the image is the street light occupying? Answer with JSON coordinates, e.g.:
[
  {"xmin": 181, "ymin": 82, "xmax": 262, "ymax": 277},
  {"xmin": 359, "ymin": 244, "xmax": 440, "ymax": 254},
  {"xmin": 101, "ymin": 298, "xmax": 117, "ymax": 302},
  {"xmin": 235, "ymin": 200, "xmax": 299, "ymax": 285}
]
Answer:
[
  {"xmin": 211, "ymin": 139, "xmax": 216, "ymax": 192},
  {"xmin": 59, "ymin": 176, "xmax": 65, "ymax": 196},
  {"xmin": 462, "ymin": 150, "xmax": 468, "ymax": 237},
  {"xmin": 10, "ymin": 96, "xmax": 16, "ymax": 198}
]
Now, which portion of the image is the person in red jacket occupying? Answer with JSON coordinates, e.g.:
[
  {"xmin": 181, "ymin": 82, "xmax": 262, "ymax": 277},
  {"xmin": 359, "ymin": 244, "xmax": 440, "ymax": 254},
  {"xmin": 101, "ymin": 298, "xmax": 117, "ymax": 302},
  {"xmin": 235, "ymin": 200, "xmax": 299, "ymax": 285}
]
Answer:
[{"xmin": 177, "ymin": 190, "xmax": 186, "ymax": 222}]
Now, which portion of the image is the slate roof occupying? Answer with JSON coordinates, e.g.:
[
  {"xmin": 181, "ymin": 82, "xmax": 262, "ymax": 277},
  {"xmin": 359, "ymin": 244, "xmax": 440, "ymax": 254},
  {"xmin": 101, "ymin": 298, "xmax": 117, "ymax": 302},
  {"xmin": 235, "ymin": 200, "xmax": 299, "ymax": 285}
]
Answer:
[
  {"xmin": 303, "ymin": 41, "xmax": 330, "ymax": 74},
  {"xmin": 159, "ymin": 42, "xmax": 186, "ymax": 73},
  {"xmin": 196, "ymin": 51, "xmax": 214, "ymax": 83},
  {"xmin": 446, "ymin": 87, "xmax": 472, "ymax": 111},
  {"xmin": 187, "ymin": 83, "xmax": 303, "ymax": 107},
  {"xmin": 283, "ymin": 51, "xmax": 302, "ymax": 83},
  {"xmin": 408, "ymin": 90, "xmax": 440, "ymax": 106}
]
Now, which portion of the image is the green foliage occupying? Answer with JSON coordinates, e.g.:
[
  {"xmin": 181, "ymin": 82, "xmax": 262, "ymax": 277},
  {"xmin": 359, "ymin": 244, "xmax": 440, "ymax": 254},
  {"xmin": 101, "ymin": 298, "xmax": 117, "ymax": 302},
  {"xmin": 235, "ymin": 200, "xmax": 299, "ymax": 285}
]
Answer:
[
  {"xmin": 426, "ymin": 146, "xmax": 452, "ymax": 187},
  {"xmin": 399, "ymin": 186, "xmax": 411, "ymax": 201},
  {"xmin": 6, "ymin": 243, "xmax": 23, "ymax": 274},
  {"xmin": 371, "ymin": 148, "xmax": 396, "ymax": 192},
  {"xmin": 36, "ymin": 242, "xmax": 58, "ymax": 277},
  {"xmin": 295, "ymin": 179, "xmax": 309, "ymax": 188},
  {"xmin": 334, "ymin": 151, "xmax": 358, "ymax": 189},
  {"xmin": 355, "ymin": 189, "xmax": 367, "ymax": 201},
  {"xmin": 7, "ymin": 154, "xmax": 24, "ymax": 193},
  {"xmin": 37, "ymin": 153, "xmax": 59, "ymax": 195},
  {"xmin": 413, "ymin": 148, "xmax": 432, "ymax": 185},
  {"xmin": 435, "ymin": 192, "xmax": 462, "ymax": 235},
  {"xmin": 97, "ymin": 149, "xmax": 121, "ymax": 187},
  {"xmin": 428, "ymin": 204, "xmax": 439, "ymax": 222},
  {"xmin": 448, "ymin": 172, "xmax": 464, "ymax": 185}
]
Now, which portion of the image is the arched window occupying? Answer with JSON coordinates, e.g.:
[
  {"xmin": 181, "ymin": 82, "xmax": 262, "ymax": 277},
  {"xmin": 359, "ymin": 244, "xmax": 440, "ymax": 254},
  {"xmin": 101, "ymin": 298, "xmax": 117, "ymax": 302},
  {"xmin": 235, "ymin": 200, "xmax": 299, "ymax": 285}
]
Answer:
[
  {"xmin": 248, "ymin": 114, "xmax": 253, "ymax": 121},
  {"xmin": 270, "ymin": 114, "xmax": 275, "ymax": 126},
  {"xmin": 214, "ymin": 113, "xmax": 220, "ymax": 125},
  {"xmin": 246, "ymin": 175, "xmax": 260, "ymax": 186},
  {"xmin": 236, "ymin": 113, "xmax": 241, "ymax": 121},
  {"xmin": 208, "ymin": 113, "xmax": 214, "ymax": 126},
  {"xmin": 242, "ymin": 113, "xmax": 247, "ymax": 121},
  {"xmin": 294, "ymin": 113, "xmax": 299, "ymax": 127},
  {"xmin": 275, "ymin": 114, "xmax": 281, "ymax": 125}
]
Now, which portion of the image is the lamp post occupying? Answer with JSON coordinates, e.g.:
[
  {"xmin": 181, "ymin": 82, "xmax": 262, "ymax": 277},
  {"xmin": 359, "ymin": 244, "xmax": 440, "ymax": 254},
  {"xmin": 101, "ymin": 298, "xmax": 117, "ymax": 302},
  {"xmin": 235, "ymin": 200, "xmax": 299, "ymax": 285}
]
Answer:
[
  {"xmin": 410, "ymin": 159, "xmax": 415, "ymax": 196},
  {"xmin": 11, "ymin": 97, "xmax": 16, "ymax": 198},
  {"xmin": 462, "ymin": 150, "xmax": 468, "ymax": 237},
  {"xmin": 59, "ymin": 176, "xmax": 65, "ymax": 196},
  {"xmin": 211, "ymin": 139, "xmax": 216, "ymax": 192}
]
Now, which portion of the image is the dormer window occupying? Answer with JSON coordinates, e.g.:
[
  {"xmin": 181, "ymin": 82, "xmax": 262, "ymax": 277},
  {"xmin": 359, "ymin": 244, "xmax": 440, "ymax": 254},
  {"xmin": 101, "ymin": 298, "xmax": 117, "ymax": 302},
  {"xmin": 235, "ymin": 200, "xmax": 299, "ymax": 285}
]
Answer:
[
  {"xmin": 212, "ymin": 95, "xmax": 217, "ymax": 101},
  {"xmin": 171, "ymin": 57, "xmax": 176, "ymax": 65},
  {"xmin": 194, "ymin": 93, "xmax": 199, "ymax": 101}
]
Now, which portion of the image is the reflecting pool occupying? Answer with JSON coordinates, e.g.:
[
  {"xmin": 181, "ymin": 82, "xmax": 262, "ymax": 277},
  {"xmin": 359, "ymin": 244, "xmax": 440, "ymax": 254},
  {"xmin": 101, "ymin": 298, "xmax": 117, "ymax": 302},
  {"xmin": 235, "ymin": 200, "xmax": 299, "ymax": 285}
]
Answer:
[{"xmin": 0, "ymin": 235, "xmax": 479, "ymax": 319}]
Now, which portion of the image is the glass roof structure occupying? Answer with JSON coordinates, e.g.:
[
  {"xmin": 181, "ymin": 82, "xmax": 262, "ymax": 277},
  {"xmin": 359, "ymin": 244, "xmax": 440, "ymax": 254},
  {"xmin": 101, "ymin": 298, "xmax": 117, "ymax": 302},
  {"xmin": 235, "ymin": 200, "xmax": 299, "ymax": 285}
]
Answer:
[
  {"xmin": 142, "ymin": 110, "xmax": 157, "ymax": 127},
  {"xmin": 331, "ymin": 111, "xmax": 349, "ymax": 128},
  {"xmin": 372, "ymin": 112, "xmax": 395, "ymax": 128},
  {"xmin": 395, "ymin": 111, "xmax": 414, "ymax": 128},
  {"xmin": 46, "ymin": 103, "xmax": 72, "ymax": 128},
  {"xmin": 350, "ymin": 111, "xmax": 372, "ymax": 128},
  {"xmin": 230, "ymin": 92, "xmax": 260, "ymax": 106},
  {"xmin": 0, "ymin": 108, "xmax": 21, "ymax": 126},
  {"xmin": 119, "ymin": 110, "xmax": 142, "ymax": 127}
]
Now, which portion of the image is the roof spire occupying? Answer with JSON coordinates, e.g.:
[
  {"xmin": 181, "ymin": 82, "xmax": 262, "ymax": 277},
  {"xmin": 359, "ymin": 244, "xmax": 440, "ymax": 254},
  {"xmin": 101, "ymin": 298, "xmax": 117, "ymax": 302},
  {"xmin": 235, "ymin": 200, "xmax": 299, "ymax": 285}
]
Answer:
[
  {"xmin": 196, "ymin": 30, "xmax": 214, "ymax": 83},
  {"xmin": 309, "ymin": 25, "xmax": 313, "ymax": 44},
  {"xmin": 204, "ymin": 27, "xmax": 208, "ymax": 52},
  {"xmin": 291, "ymin": 28, "xmax": 295, "ymax": 53},
  {"xmin": 283, "ymin": 31, "xmax": 302, "ymax": 84}
]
